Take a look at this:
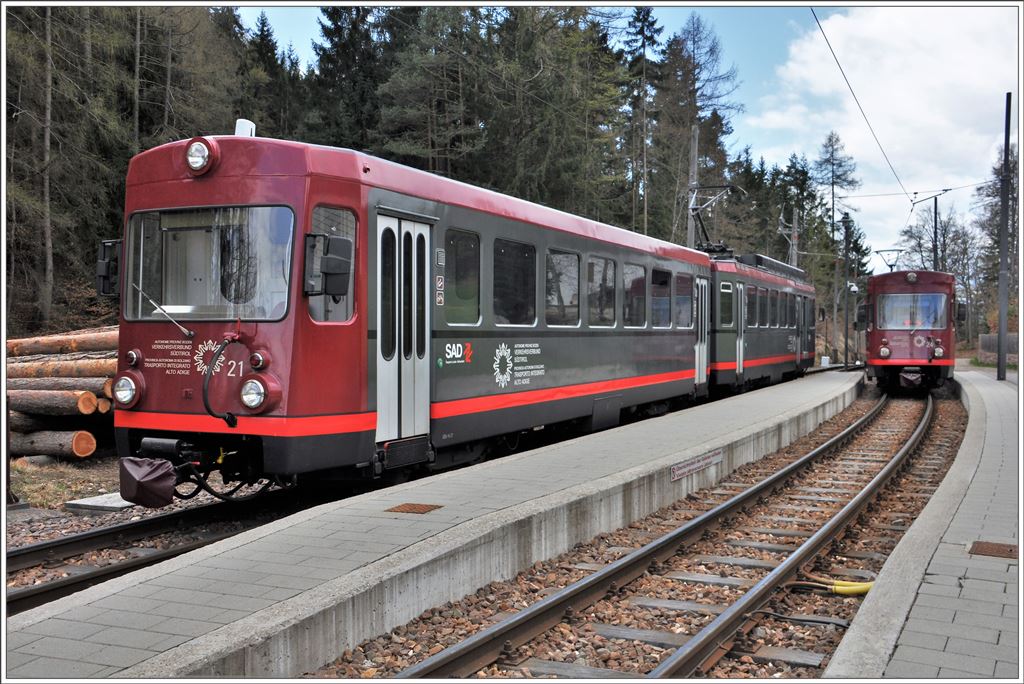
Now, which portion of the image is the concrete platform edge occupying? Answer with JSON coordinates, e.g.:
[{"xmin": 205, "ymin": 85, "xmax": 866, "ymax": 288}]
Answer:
[
  {"xmin": 10, "ymin": 375, "xmax": 861, "ymax": 678},
  {"xmin": 122, "ymin": 375, "xmax": 861, "ymax": 678},
  {"xmin": 823, "ymin": 377, "xmax": 985, "ymax": 678}
]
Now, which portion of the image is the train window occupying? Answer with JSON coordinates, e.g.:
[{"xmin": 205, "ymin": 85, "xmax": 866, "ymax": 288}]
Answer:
[
  {"xmin": 416, "ymin": 234, "xmax": 426, "ymax": 358},
  {"xmin": 877, "ymin": 293, "xmax": 948, "ymax": 330},
  {"xmin": 381, "ymin": 228, "xmax": 397, "ymax": 359},
  {"xmin": 309, "ymin": 207, "xmax": 356, "ymax": 322},
  {"xmin": 546, "ymin": 251, "xmax": 580, "ymax": 326},
  {"xmin": 769, "ymin": 290, "xmax": 779, "ymax": 327},
  {"xmin": 402, "ymin": 232, "xmax": 413, "ymax": 359},
  {"xmin": 623, "ymin": 264, "xmax": 646, "ymax": 327},
  {"xmin": 758, "ymin": 287, "xmax": 768, "ymax": 327},
  {"xmin": 587, "ymin": 257, "xmax": 616, "ymax": 326},
  {"xmin": 674, "ymin": 273, "xmax": 693, "ymax": 328},
  {"xmin": 494, "ymin": 239, "xmax": 536, "ymax": 325},
  {"xmin": 719, "ymin": 282, "xmax": 734, "ymax": 328},
  {"xmin": 651, "ymin": 269, "xmax": 672, "ymax": 328},
  {"xmin": 745, "ymin": 286, "xmax": 757, "ymax": 329},
  {"xmin": 126, "ymin": 206, "xmax": 294, "ymax": 322},
  {"xmin": 444, "ymin": 229, "xmax": 479, "ymax": 325},
  {"xmin": 788, "ymin": 293, "xmax": 795, "ymax": 328}
]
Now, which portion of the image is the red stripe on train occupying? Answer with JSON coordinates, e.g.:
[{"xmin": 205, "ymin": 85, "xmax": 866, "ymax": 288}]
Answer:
[
  {"xmin": 868, "ymin": 358, "xmax": 954, "ymax": 366},
  {"xmin": 431, "ymin": 369, "xmax": 696, "ymax": 419},
  {"xmin": 115, "ymin": 410, "xmax": 377, "ymax": 436}
]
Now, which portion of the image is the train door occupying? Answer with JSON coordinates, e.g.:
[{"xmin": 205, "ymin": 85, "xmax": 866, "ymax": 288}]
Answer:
[
  {"xmin": 695, "ymin": 277, "xmax": 709, "ymax": 386},
  {"xmin": 376, "ymin": 215, "xmax": 431, "ymax": 445},
  {"xmin": 795, "ymin": 294, "xmax": 803, "ymax": 363},
  {"xmin": 736, "ymin": 283, "xmax": 745, "ymax": 376}
]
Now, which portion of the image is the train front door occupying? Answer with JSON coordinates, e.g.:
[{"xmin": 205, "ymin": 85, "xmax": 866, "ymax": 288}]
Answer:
[
  {"xmin": 376, "ymin": 215, "xmax": 431, "ymax": 445},
  {"xmin": 695, "ymin": 277, "xmax": 709, "ymax": 387}
]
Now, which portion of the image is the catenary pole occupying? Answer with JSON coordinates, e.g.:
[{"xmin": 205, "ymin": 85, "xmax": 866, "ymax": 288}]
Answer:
[{"xmin": 997, "ymin": 92, "xmax": 1010, "ymax": 381}]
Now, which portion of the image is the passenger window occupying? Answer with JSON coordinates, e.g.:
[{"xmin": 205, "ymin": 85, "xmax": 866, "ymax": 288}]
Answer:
[
  {"xmin": 494, "ymin": 239, "xmax": 536, "ymax": 325},
  {"xmin": 758, "ymin": 287, "xmax": 768, "ymax": 327},
  {"xmin": 675, "ymin": 273, "xmax": 693, "ymax": 328},
  {"xmin": 651, "ymin": 269, "xmax": 672, "ymax": 328},
  {"xmin": 719, "ymin": 282, "xmax": 734, "ymax": 328},
  {"xmin": 623, "ymin": 263, "xmax": 646, "ymax": 327},
  {"xmin": 789, "ymin": 293, "xmax": 796, "ymax": 328},
  {"xmin": 769, "ymin": 290, "xmax": 778, "ymax": 327},
  {"xmin": 746, "ymin": 285, "xmax": 757, "ymax": 329},
  {"xmin": 546, "ymin": 250, "xmax": 580, "ymax": 326},
  {"xmin": 309, "ymin": 207, "xmax": 356, "ymax": 322},
  {"xmin": 445, "ymin": 229, "xmax": 480, "ymax": 325},
  {"xmin": 587, "ymin": 257, "xmax": 616, "ymax": 326}
]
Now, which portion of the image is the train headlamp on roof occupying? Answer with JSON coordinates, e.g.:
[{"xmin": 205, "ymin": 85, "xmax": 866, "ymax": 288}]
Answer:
[
  {"xmin": 906, "ymin": 272, "xmax": 918, "ymax": 283},
  {"xmin": 184, "ymin": 137, "xmax": 219, "ymax": 176}
]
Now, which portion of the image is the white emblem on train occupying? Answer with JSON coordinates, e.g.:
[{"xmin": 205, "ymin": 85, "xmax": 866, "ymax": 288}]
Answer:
[
  {"xmin": 193, "ymin": 339, "xmax": 225, "ymax": 375},
  {"xmin": 493, "ymin": 343, "xmax": 513, "ymax": 388}
]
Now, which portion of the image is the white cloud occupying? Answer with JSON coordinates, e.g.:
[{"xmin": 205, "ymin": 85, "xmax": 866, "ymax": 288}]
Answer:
[{"xmin": 744, "ymin": 7, "xmax": 1019, "ymax": 274}]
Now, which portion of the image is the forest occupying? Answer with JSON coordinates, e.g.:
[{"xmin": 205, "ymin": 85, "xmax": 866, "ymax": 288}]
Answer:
[{"xmin": 4, "ymin": 6, "xmax": 1017, "ymax": 350}]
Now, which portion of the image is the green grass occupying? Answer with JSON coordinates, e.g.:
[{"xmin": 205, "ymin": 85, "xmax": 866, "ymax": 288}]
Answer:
[{"xmin": 971, "ymin": 357, "xmax": 1019, "ymax": 370}]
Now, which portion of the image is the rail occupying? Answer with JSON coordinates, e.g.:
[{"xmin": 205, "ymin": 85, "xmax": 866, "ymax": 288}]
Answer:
[{"xmin": 397, "ymin": 393, "xmax": 893, "ymax": 678}]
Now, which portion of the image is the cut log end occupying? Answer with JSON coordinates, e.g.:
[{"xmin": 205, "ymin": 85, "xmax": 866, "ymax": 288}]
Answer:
[
  {"xmin": 9, "ymin": 430, "xmax": 97, "ymax": 458},
  {"xmin": 96, "ymin": 398, "xmax": 112, "ymax": 414},
  {"xmin": 77, "ymin": 392, "xmax": 98, "ymax": 415}
]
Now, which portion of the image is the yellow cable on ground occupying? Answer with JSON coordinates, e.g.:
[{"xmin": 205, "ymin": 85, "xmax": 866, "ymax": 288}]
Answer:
[{"xmin": 831, "ymin": 582, "xmax": 873, "ymax": 595}]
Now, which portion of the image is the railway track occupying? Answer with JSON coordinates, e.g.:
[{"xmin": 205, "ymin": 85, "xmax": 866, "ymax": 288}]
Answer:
[
  {"xmin": 395, "ymin": 392, "xmax": 934, "ymax": 678},
  {"xmin": 5, "ymin": 488, "xmax": 309, "ymax": 615}
]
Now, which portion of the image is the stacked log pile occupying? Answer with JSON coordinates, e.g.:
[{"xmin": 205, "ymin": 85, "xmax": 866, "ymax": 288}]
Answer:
[{"xmin": 6, "ymin": 326, "xmax": 118, "ymax": 459}]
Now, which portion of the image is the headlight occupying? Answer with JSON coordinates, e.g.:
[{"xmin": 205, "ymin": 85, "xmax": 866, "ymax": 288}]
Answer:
[
  {"xmin": 113, "ymin": 376, "xmax": 137, "ymax": 404},
  {"xmin": 934, "ymin": 346, "xmax": 944, "ymax": 358},
  {"xmin": 879, "ymin": 346, "xmax": 891, "ymax": 358},
  {"xmin": 186, "ymin": 141, "xmax": 210, "ymax": 170},
  {"xmin": 240, "ymin": 379, "xmax": 266, "ymax": 409}
]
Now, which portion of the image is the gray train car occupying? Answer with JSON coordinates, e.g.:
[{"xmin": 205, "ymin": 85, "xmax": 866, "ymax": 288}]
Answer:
[{"xmin": 708, "ymin": 254, "xmax": 816, "ymax": 389}]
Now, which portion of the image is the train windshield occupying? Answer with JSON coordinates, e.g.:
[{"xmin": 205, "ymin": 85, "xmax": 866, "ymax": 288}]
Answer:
[
  {"xmin": 877, "ymin": 293, "xmax": 947, "ymax": 330},
  {"xmin": 125, "ymin": 206, "xmax": 294, "ymax": 321}
]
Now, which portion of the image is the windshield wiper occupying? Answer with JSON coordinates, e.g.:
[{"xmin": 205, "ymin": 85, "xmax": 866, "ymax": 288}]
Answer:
[{"xmin": 131, "ymin": 283, "xmax": 195, "ymax": 339}]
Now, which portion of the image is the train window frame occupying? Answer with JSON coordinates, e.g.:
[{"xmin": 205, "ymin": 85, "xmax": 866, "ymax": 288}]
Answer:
[
  {"xmin": 545, "ymin": 249, "xmax": 581, "ymax": 328},
  {"xmin": 622, "ymin": 262, "xmax": 647, "ymax": 328},
  {"xmin": 651, "ymin": 268, "xmax": 672, "ymax": 329},
  {"xmin": 674, "ymin": 272, "xmax": 694, "ymax": 329},
  {"xmin": 758, "ymin": 287, "xmax": 769, "ymax": 327},
  {"xmin": 444, "ymin": 228, "xmax": 481, "ymax": 327},
  {"xmin": 125, "ymin": 204, "xmax": 295, "ymax": 323},
  {"xmin": 586, "ymin": 255, "xmax": 616, "ymax": 328},
  {"xmin": 309, "ymin": 205, "xmax": 357, "ymax": 325},
  {"xmin": 493, "ymin": 237, "xmax": 537, "ymax": 327},
  {"xmin": 719, "ymin": 281, "xmax": 734, "ymax": 328}
]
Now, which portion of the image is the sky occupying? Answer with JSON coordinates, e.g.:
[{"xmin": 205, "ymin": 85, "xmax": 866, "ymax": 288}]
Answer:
[{"xmin": 237, "ymin": 4, "xmax": 1021, "ymax": 276}]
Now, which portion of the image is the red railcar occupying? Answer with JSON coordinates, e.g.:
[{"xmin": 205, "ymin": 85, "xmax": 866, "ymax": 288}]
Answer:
[
  {"xmin": 99, "ymin": 125, "xmax": 817, "ymax": 508},
  {"xmin": 859, "ymin": 270, "xmax": 965, "ymax": 389}
]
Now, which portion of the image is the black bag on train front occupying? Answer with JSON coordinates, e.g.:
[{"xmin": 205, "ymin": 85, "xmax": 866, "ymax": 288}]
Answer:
[{"xmin": 119, "ymin": 457, "xmax": 176, "ymax": 508}]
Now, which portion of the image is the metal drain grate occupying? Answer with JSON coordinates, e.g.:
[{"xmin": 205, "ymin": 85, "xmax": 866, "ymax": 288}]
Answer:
[
  {"xmin": 386, "ymin": 503, "xmax": 443, "ymax": 514},
  {"xmin": 969, "ymin": 541, "xmax": 1018, "ymax": 559}
]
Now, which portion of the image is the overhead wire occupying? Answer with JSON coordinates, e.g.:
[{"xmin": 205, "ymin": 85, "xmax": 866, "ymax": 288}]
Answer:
[
  {"xmin": 811, "ymin": 8, "xmax": 913, "ymax": 204},
  {"xmin": 839, "ymin": 179, "xmax": 999, "ymax": 200}
]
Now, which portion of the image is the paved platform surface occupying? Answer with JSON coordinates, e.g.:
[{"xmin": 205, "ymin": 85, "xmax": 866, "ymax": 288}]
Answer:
[
  {"xmin": 5, "ymin": 371, "xmax": 861, "ymax": 678},
  {"xmin": 826, "ymin": 370, "xmax": 1020, "ymax": 679}
]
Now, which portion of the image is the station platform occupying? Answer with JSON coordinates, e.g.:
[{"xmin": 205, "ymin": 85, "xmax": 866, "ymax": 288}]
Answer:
[
  {"xmin": 826, "ymin": 370, "xmax": 1020, "ymax": 679},
  {"xmin": 5, "ymin": 371, "xmax": 861, "ymax": 678}
]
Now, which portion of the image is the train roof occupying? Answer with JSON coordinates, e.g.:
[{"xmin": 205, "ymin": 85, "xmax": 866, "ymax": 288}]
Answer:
[
  {"xmin": 709, "ymin": 254, "xmax": 814, "ymax": 293},
  {"xmin": 127, "ymin": 136, "xmax": 710, "ymax": 268},
  {"xmin": 869, "ymin": 269, "xmax": 955, "ymax": 284}
]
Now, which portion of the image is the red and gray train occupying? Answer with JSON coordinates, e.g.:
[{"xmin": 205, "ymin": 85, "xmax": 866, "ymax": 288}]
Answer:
[
  {"xmin": 858, "ymin": 269, "xmax": 965, "ymax": 389},
  {"xmin": 97, "ymin": 126, "xmax": 815, "ymax": 507}
]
